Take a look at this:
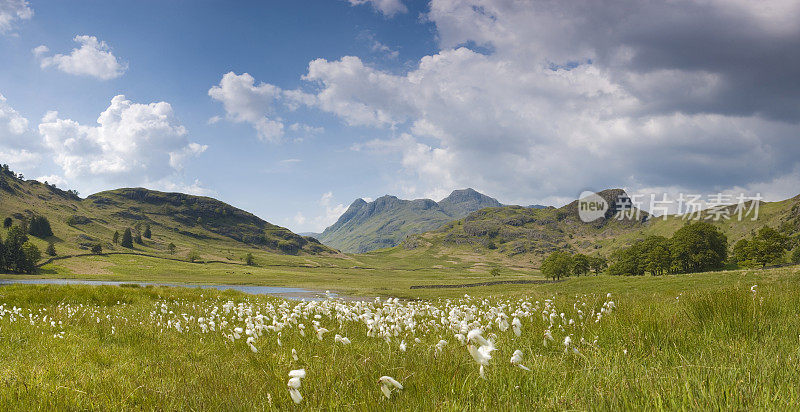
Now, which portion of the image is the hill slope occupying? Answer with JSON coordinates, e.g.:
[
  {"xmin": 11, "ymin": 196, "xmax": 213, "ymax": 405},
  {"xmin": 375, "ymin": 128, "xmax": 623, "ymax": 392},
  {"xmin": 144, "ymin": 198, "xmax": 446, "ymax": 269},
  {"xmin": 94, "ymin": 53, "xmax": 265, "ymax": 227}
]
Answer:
[
  {"xmin": 0, "ymin": 168, "xmax": 334, "ymax": 262},
  {"xmin": 401, "ymin": 188, "xmax": 800, "ymax": 263},
  {"xmin": 318, "ymin": 188, "xmax": 502, "ymax": 253}
]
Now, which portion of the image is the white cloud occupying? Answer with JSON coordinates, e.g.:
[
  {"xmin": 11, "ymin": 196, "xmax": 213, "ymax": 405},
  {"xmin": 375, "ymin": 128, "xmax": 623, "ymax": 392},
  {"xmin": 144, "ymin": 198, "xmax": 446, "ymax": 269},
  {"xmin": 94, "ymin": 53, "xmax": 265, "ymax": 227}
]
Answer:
[
  {"xmin": 294, "ymin": 0, "xmax": 800, "ymax": 205},
  {"xmin": 293, "ymin": 211, "xmax": 307, "ymax": 225},
  {"xmin": 346, "ymin": 0, "xmax": 407, "ymax": 17},
  {"xmin": 0, "ymin": 0, "xmax": 32, "ymax": 35},
  {"xmin": 35, "ymin": 174, "xmax": 66, "ymax": 186},
  {"xmin": 37, "ymin": 95, "xmax": 205, "ymax": 187},
  {"xmin": 208, "ymin": 72, "xmax": 324, "ymax": 143},
  {"xmin": 0, "ymin": 92, "xmax": 28, "ymax": 135},
  {"xmin": 208, "ymin": 72, "xmax": 286, "ymax": 142},
  {"xmin": 38, "ymin": 35, "xmax": 127, "ymax": 80}
]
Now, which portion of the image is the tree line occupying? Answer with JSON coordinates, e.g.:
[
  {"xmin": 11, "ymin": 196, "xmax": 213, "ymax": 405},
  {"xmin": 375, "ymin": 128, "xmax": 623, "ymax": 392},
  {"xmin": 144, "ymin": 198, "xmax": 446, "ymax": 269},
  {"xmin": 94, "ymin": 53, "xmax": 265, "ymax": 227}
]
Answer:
[{"xmin": 541, "ymin": 221, "xmax": 798, "ymax": 279}]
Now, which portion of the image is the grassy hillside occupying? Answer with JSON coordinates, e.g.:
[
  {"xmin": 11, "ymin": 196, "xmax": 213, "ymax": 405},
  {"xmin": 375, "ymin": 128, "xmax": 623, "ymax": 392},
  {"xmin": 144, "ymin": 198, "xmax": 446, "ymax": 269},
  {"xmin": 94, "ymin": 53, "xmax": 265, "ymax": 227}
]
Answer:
[
  {"xmin": 318, "ymin": 188, "xmax": 501, "ymax": 253},
  {"xmin": 0, "ymin": 169, "xmax": 335, "ymax": 267},
  {"xmin": 402, "ymin": 188, "xmax": 800, "ymax": 264}
]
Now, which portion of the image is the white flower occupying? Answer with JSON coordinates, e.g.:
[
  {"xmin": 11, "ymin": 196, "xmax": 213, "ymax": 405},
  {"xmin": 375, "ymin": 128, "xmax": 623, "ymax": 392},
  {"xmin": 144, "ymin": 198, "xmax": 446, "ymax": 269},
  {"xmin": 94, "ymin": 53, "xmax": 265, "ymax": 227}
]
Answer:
[
  {"xmin": 378, "ymin": 375, "xmax": 403, "ymax": 399},
  {"xmin": 292, "ymin": 348, "xmax": 298, "ymax": 361},
  {"xmin": 287, "ymin": 369, "xmax": 305, "ymax": 404},
  {"xmin": 399, "ymin": 340, "xmax": 406, "ymax": 352},
  {"xmin": 511, "ymin": 317, "xmax": 522, "ymax": 337},
  {"xmin": 510, "ymin": 349, "xmax": 530, "ymax": 371},
  {"xmin": 246, "ymin": 336, "xmax": 257, "ymax": 353}
]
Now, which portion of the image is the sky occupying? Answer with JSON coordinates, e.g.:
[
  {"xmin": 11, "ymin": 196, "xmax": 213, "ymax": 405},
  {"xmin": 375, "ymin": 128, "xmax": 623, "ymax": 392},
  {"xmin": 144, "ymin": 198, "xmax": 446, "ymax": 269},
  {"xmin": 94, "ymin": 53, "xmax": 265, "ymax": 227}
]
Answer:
[{"xmin": 1, "ymin": 0, "xmax": 799, "ymax": 233}]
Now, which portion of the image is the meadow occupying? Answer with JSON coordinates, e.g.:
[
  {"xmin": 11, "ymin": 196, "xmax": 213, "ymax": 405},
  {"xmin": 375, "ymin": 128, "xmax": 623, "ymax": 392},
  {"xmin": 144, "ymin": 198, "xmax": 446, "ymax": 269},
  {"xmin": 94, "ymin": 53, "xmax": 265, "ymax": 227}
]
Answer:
[{"xmin": 1, "ymin": 265, "xmax": 799, "ymax": 410}]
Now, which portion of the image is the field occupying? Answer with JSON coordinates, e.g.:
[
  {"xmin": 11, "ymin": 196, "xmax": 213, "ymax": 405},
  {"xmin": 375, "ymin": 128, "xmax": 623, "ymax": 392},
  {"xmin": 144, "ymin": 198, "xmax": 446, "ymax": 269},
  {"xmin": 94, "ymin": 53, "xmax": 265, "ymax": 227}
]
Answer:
[{"xmin": 1, "ymin": 265, "xmax": 799, "ymax": 410}]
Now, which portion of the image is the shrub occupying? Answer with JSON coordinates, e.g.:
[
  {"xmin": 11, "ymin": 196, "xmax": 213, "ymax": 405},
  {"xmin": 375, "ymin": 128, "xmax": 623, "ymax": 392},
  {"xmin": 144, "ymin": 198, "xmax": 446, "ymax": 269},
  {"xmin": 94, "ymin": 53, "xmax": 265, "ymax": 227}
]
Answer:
[
  {"xmin": 91, "ymin": 244, "xmax": 103, "ymax": 254},
  {"xmin": 28, "ymin": 216, "xmax": 53, "ymax": 238},
  {"xmin": 121, "ymin": 228, "xmax": 134, "ymax": 248},
  {"xmin": 187, "ymin": 250, "xmax": 201, "ymax": 263},
  {"xmin": 245, "ymin": 253, "xmax": 256, "ymax": 266},
  {"xmin": 46, "ymin": 242, "xmax": 56, "ymax": 256}
]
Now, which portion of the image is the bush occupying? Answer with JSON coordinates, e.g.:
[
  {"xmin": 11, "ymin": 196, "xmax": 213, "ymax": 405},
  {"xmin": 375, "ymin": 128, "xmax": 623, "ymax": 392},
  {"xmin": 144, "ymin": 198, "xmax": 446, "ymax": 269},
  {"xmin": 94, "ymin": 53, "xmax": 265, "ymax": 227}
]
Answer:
[
  {"xmin": 168, "ymin": 243, "xmax": 176, "ymax": 255},
  {"xmin": 91, "ymin": 243, "xmax": 103, "ymax": 254},
  {"xmin": 143, "ymin": 225, "xmax": 152, "ymax": 239},
  {"xmin": 28, "ymin": 216, "xmax": 53, "ymax": 238},
  {"xmin": 46, "ymin": 242, "xmax": 56, "ymax": 256},
  {"xmin": 792, "ymin": 247, "xmax": 800, "ymax": 264},
  {"xmin": 187, "ymin": 250, "xmax": 201, "ymax": 263},
  {"xmin": 245, "ymin": 252, "xmax": 256, "ymax": 266},
  {"xmin": 3, "ymin": 217, "xmax": 11, "ymax": 228}
]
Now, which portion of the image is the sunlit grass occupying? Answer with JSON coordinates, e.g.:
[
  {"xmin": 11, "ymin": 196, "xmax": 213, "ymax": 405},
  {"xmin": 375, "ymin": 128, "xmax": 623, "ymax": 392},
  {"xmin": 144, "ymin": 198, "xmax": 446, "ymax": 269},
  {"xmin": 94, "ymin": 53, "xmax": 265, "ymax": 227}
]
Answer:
[{"xmin": 1, "ymin": 267, "xmax": 799, "ymax": 410}]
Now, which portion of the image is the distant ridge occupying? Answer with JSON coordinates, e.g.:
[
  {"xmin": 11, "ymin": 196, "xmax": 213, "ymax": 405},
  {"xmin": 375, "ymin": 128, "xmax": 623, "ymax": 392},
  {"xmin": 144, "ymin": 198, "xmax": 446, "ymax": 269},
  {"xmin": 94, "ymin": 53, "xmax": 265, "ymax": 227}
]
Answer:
[{"xmin": 317, "ymin": 188, "xmax": 502, "ymax": 253}]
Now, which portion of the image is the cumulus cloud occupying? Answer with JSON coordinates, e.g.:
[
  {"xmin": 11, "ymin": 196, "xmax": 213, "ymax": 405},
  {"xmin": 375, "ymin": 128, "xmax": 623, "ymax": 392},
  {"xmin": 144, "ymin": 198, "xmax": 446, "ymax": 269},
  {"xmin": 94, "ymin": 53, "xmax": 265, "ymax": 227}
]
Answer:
[
  {"xmin": 208, "ymin": 72, "xmax": 322, "ymax": 142},
  {"xmin": 0, "ymin": 92, "xmax": 29, "ymax": 135},
  {"xmin": 346, "ymin": 0, "xmax": 407, "ymax": 17},
  {"xmin": 296, "ymin": 0, "xmax": 800, "ymax": 205},
  {"xmin": 0, "ymin": 0, "xmax": 32, "ymax": 35},
  {"xmin": 38, "ymin": 35, "xmax": 127, "ymax": 80},
  {"xmin": 37, "ymin": 95, "xmax": 206, "ymax": 187}
]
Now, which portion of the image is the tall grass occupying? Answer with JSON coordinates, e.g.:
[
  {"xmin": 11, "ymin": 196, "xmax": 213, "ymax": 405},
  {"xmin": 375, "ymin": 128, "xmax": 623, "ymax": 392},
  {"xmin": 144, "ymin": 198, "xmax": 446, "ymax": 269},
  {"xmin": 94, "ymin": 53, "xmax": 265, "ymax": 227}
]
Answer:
[{"xmin": 0, "ymin": 278, "xmax": 798, "ymax": 410}]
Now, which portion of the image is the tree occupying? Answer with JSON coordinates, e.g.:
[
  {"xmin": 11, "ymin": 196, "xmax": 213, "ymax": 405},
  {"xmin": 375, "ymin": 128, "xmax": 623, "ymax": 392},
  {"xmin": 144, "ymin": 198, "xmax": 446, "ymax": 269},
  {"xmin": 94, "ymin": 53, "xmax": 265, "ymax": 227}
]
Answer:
[
  {"xmin": 749, "ymin": 226, "xmax": 790, "ymax": 267},
  {"xmin": 91, "ymin": 243, "xmax": 103, "ymax": 254},
  {"xmin": 19, "ymin": 242, "xmax": 40, "ymax": 273},
  {"xmin": 168, "ymin": 243, "xmax": 176, "ymax": 255},
  {"xmin": 113, "ymin": 231, "xmax": 120, "ymax": 244},
  {"xmin": 187, "ymin": 250, "xmax": 201, "ymax": 263},
  {"xmin": 46, "ymin": 242, "xmax": 56, "ymax": 256},
  {"xmin": 642, "ymin": 236, "xmax": 672, "ymax": 276},
  {"xmin": 135, "ymin": 234, "xmax": 144, "ymax": 245},
  {"xmin": 143, "ymin": 225, "xmax": 152, "ymax": 239},
  {"xmin": 541, "ymin": 251, "xmax": 573, "ymax": 280},
  {"xmin": 245, "ymin": 252, "xmax": 255, "ymax": 266},
  {"xmin": 121, "ymin": 228, "xmax": 134, "ymax": 248},
  {"xmin": 572, "ymin": 253, "xmax": 590, "ymax": 276},
  {"xmin": 28, "ymin": 216, "xmax": 53, "ymax": 238},
  {"xmin": 792, "ymin": 246, "xmax": 800, "ymax": 264},
  {"xmin": 670, "ymin": 222, "xmax": 727, "ymax": 273},
  {"xmin": 608, "ymin": 244, "xmax": 646, "ymax": 276},
  {"xmin": 3, "ymin": 217, "xmax": 11, "ymax": 228},
  {"xmin": 588, "ymin": 256, "xmax": 607, "ymax": 274}
]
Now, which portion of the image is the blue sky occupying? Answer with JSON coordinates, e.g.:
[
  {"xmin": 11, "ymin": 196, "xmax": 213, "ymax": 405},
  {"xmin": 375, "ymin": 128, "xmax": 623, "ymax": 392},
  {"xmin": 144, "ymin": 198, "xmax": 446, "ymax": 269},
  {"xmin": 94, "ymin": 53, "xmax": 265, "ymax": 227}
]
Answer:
[{"xmin": 2, "ymin": 0, "xmax": 799, "ymax": 232}]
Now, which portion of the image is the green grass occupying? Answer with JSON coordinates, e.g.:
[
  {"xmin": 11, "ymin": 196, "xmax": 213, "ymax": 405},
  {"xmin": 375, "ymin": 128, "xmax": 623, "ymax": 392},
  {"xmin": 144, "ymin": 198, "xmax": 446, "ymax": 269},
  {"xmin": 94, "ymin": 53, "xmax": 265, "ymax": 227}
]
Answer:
[{"xmin": 1, "ymin": 266, "xmax": 799, "ymax": 410}]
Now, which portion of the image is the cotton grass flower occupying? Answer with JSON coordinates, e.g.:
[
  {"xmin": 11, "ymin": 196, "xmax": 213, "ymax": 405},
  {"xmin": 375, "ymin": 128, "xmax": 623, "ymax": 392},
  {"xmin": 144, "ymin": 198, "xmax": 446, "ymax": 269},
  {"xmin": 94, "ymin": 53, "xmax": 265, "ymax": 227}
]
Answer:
[
  {"xmin": 287, "ymin": 369, "xmax": 306, "ymax": 404},
  {"xmin": 466, "ymin": 329, "xmax": 495, "ymax": 378},
  {"xmin": 378, "ymin": 375, "xmax": 403, "ymax": 399},
  {"xmin": 510, "ymin": 349, "xmax": 530, "ymax": 371}
]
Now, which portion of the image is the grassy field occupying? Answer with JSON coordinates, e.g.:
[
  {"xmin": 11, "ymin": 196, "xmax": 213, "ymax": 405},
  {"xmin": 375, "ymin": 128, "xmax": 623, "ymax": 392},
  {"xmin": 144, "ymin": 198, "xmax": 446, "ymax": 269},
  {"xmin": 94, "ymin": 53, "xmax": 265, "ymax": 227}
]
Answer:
[{"xmin": 1, "ymin": 265, "xmax": 799, "ymax": 410}]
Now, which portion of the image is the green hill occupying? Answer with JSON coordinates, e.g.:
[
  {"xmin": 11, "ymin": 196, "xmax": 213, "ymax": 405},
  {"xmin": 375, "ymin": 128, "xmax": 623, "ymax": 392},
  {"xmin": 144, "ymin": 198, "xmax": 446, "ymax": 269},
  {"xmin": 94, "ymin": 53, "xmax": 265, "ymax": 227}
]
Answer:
[
  {"xmin": 0, "ymin": 167, "xmax": 335, "ymax": 264},
  {"xmin": 317, "ymin": 188, "xmax": 502, "ymax": 253},
  {"xmin": 400, "ymin": 188, "xmax": 800, "ymax": 264}
]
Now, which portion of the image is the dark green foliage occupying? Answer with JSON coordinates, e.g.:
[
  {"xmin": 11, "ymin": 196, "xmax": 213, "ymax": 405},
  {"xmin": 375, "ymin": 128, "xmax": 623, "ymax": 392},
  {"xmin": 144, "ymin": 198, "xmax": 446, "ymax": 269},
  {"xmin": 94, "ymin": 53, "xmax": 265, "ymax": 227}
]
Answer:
[
  {"xmin": 91, "ymin": 243, "xmax": 103, "ymax": 254},
  {"xmin": 733, "ymin": 226, "xmax": 790, "ymax": 268},
  {"xmin": 28, "ymin": 216, "xmax": 53, "ymax": 238},
  {"xmin": 113, "ymin": 231, "xmax": 120, "ymax": 244},
  {"xmin": 46, "ymin": 242, "xmax": 56, "ymax": 256},
  {"xmin": 1, "ymin": 226, "xmax": 40, "ymax": 273},
  {"xmin": 489, "ymin": 267, "xmax": 501, "ymax": 277},
  {"xmin": 168, "ymin": 243, "xmax": 176, "ymax": 255},
  {"xmin": 792, "ymin": 247, "xmax": 800, "ymax": 264},
  {"xmin": 244, "ymin": 252, "xmax": 255, "ymax": 266},
  {"xmin": 588, "ymin": 256, "xmax": 607, "ymax": 274},
  {"xmin": 143, "ymin": 225, "xmax": 152, "ymax": 239},
  {"xmin": 643, "ymin": 235, "xmax": 672, "ymax": 276},
  {"xmin": 608, "ymin": 243, "xmax": 646, "ymax": 276},
  {"xmin": 3, "ymin": 217, "xmax": 11, "ymax": 228},
  {"xmin": 572, "ymin": 253, "xmax": 590, "ymax": 276},
  {"xmin": 541, "ymin": 251, "xmax": 573, "ymax": 280},
  {"xmin": 121, "ymin": 228, "xmax": 133, "ymax": 248},
  {"xmin": 670, "ymin": 222, "xmax": 728, "ymax": 273},
  {"xmin": 135, "ymin": 234, "xmax": 144, "ymax": 245}
]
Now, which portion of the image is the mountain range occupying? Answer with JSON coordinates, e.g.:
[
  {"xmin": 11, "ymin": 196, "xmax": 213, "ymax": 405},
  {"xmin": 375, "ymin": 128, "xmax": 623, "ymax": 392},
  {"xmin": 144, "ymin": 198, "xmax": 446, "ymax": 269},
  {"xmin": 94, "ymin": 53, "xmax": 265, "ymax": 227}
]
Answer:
[{"xmin": 317, "ymin": 188, "xmax": 502, "ymax": 253}]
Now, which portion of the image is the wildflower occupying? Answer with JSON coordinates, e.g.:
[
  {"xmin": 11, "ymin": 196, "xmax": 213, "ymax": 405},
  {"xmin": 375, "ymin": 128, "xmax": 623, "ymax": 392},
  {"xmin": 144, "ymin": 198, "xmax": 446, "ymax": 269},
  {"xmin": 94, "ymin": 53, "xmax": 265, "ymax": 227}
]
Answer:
[
  {"xmin": 510, "ymin": 350, "xmax": 530, "ymax": 371},
  {"xmin": 292, "ymin": 348, "xmax": 299, "ymax": 361},
  {"xmin": 378, "ymin": 375, "xmax": 403, "ymax": 399},
  {"xmin": 246, "ymin": 336, "xmax": 257, "ymax": 353},
  {"xmin": 751, "ymin": 284, "xmax": 757, "ymax": 294},
  {"xmin": 511, "ymin": 317, "xmax": 522, "ymax": 337},
  {"xmin": 543, "ymin": 329, "xmax": 553, "ymax": 347},
  {"xmin": 399, "ymin": 340, "xmax": 407, "ymax": 352},
  {"xmin": 466, "ymin": 329, "xmax": 495, "ymax": 378},
  {"xmin": 287, "ymin": 369, "xmax": 306, "ymax": 404},
  {"xmin": 316, "ymin": 327, "xmax": 329, "ymax": 341}
]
